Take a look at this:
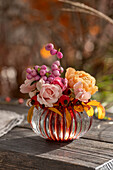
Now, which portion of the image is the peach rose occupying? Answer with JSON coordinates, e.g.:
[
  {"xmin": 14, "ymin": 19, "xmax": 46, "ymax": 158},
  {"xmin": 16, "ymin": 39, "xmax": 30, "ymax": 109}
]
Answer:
[
  {"xmin": 65, "ymin": 67, "xmax": 98, "ymax": 95},
  {"xmin": 65, "ymin": 67, "xmax": 75, "ymax": 80},
  {"xmin": 73, "ymin": 81, "xmax": 91, "ymax": 102},
  {"xmin": 37, "ymin": 84, "xmax": 62, "ymax": 107},
  {"xmin": 20, "ymin": 78, "xmax": 36, "ymax": 93}
]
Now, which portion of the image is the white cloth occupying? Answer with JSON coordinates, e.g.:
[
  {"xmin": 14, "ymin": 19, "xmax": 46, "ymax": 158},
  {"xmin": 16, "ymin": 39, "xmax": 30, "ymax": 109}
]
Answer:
[{"xmin": 0, "ymin": 110, "xmax": 24, "ymax": 137}]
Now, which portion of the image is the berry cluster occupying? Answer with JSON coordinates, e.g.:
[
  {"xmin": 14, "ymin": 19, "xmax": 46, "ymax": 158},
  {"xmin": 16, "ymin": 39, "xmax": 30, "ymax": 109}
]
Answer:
[
  {"xmin": 45, "ymin": 43, "xmax": 63, "ymax": 59},
  {"xmin": 26, "ymin": 43, "xmax": 64, "ymax": 83}
]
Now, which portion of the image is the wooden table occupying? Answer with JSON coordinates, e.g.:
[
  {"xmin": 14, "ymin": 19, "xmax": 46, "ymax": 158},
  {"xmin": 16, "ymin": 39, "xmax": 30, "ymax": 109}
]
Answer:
[{"xmin": 0, "ymin": 103, "xmax": 113, "ymax": 170}]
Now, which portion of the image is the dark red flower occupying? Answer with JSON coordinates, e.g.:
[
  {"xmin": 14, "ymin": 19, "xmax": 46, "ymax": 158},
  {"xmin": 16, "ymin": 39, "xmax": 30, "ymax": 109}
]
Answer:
[
  {"xmin": 73, "ymin": 99, "xmax": 79, "ymax": 105},
  {"xmin": 31, "ymin": 95, "xmax": 39, "ymax": 105},
  {"xmin": 58, "ymin": 95, "xmax": 70, "ymax": 106},
  {"xmin": 63, "ymin": 88, "xmax": 71, "ymax": 95}
]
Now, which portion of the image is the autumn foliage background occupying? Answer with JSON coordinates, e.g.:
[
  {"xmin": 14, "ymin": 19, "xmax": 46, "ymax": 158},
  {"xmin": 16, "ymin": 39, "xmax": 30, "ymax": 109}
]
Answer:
[{"xmin": 0, "ymin": 0, "xmax": 113, "ymax": 107}]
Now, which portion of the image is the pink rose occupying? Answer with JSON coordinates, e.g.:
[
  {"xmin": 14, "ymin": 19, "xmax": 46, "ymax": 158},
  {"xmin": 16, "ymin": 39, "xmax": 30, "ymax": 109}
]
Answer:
[
  {"xmin": 52, "ymin": 77, "xmax": 68, "ymax": 91},
  {"xmin": 20, "ymin": 78, "xmax": 36, "ymax": 94},
  {"xmin": 37, "ymin": 84, "xmax": 62, "ymax": 107},
  {"xmin": 73, "ymin": 81, "xmax": 91, "ymax": 102}
]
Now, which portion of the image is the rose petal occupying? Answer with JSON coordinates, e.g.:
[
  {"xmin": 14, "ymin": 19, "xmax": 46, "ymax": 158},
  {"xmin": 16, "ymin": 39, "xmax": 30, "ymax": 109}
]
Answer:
[
  {"xmin": 36, "ymin": 79, "xmax": 45, "ymax": 91},
  {"xmin": 81, "ymin": 92, "xmax": 91, "ymax": 100},
  {"xmin": 29, "ymin": 90, "xmax": 37, "ymax": 98},
  {"xmin": 76, "ymin": 92, "xmax": 83, "ymax": 99},
  {"xmin": 73, "ymin": 81, "xmax": 83, "ymax": 89},
  {"xmin": 20, "ymin": 78, "xmax": 36, "ymax": 93}
]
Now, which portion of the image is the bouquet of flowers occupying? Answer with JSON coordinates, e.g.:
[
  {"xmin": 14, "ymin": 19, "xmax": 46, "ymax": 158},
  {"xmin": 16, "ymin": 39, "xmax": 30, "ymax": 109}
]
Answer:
[{"xmin": 20, "ymin": 43, "xmax": 107, "ymax": 141}]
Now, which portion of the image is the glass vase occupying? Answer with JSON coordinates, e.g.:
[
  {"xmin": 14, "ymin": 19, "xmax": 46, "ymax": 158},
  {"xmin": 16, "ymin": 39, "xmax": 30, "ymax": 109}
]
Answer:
[{"xmin": 30, "ymin": 106, "xmax": 93, "ymax": 141}]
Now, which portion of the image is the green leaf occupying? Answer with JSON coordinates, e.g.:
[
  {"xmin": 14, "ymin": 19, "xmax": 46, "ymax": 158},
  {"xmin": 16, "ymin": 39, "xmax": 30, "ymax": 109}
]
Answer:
[
  {"xmin": 103, "ymin": 116, "xmax": 111, "ymax": 120},
  {"xmin": 37, "ymin": 68, "xmax": 41, "ymax": 72},
  {"xmin": 46, "ymin": 72, "xmax": 50, "ymax": 77}
]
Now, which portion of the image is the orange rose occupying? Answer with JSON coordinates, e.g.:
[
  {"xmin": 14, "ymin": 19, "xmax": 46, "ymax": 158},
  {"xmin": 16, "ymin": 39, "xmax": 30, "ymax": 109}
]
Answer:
[{"xmin": 65, "ymin": 67, "xmax": 98, "ymax": 95}]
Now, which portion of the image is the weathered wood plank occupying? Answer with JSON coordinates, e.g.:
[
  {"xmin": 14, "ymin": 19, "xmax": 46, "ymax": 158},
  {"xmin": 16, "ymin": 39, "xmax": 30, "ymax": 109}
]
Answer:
[
  {"xmin": 0, "ymin": 104, "xmax": 113, "ymax": 169},
  {"xmin": 0, "ymin": 149, "xmax": 92, "ymax": 170},
  {"xmin": 84, "ymin": 119, "xmax": 113, "ymax": 143},
  {"xmin": 1, "ymin": 127, "xmax": 113, "ymax": 159},
  {"xmin": 0, "ymin": 127, "xmax": 35, "ymax": 141},
  {"xmin": 0, "ymin": 131, "xmax": 113, "ymax": 169},
  {"xmin": 0, "ymin": 104, "xmax": 29, "ymax": 115}
]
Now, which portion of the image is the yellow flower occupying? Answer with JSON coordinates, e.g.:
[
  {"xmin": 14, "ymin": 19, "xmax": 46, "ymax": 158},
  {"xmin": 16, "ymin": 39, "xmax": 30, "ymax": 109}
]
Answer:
[
  {"xmin": 82, "ymin": 100, "xmax": 105, "ymax": 119},
  {"xmin": 74, "ymin": 105, "xmax": 84, "ymax": 112},
  {"xmin": 65, "ymin": 67, "xmax": 98, "ymax": 95}
]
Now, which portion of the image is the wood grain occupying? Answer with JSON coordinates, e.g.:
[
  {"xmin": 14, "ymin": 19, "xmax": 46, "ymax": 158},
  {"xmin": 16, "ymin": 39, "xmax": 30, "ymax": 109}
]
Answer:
[
  {"xmin": 0, "ymin": 104, "xmax": 113, "ymax": 169},
  {"xmin": 0, "ymin": 149, "xmax": 93, "ymax": 170}
]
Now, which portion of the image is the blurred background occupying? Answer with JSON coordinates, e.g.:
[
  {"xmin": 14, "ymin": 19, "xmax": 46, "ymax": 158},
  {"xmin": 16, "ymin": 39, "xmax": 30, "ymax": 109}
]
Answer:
[{"xmin": 0, "ymin": 0, "xmax": 113, "ymax": 108}]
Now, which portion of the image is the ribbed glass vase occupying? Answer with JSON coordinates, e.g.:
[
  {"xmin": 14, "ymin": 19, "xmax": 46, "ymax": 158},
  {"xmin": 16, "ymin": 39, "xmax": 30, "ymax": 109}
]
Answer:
[{"xmin": 31, "ymin": 106, "xmax": 93, "ymax": 141}]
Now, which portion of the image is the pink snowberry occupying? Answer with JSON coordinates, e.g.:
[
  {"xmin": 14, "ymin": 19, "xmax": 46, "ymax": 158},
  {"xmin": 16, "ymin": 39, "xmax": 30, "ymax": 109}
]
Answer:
[
  {"xmin": 53, "ymin": 60, "xmax": 60, "ymax": 66},
  {"xmin": 45, "ymin": 43, "xmax": 54, "ymax": 51},
  {"xmin": 27, "ymin": 74, "xmax": 32, "ymax": 80},
  {"xmin": 48, "ymin": 71, "xmax": 52, "ymax": 74},
  {"xmin": 34, "ymin": 65, "xmax": 39, "ymax": 70},
  {"xmin": 57, "ymin": 51, "xmax": 63, "ymax": 59},
  {"xmin": 51, "ymin": 64, "xmax": 58, "ymax": 70},
  {"xmin": 50, "ymin": 49, "xmax": 57, "ymax": 55},
  {"xmin": 40, "ymin": 69, "xmax": 46, "ymax": 76},
  {"xmin": 35, "ymin": 75, "xmax": 40, "ymax": 81},
  {"xmin": 41, "ymin": 65, "xmax": 47, "ymax": 70},
  {"xmin": 42, "ymin": 76, "xmax": 47, "ymax": 81},
  {"xmin": 49, "ymin": 74, "xmax": 55, "ymax": 78},
  {"xmin": 26, "ymin": 68, "xmax": 32, "ymax": 74},
  {"xmin": 53, "ymin": 70, "xmax": 60, "ymax": 77},
  {"xmin": 31, "ymin": 69, "xmax": 37, "ymax": 77},
  {"xmin": 48, "ymin": 77, "xmax": 54, "ymax": 82},
  {"xmin": 60, "ymin": 67, "xmax": 64, "ymax": 73}
]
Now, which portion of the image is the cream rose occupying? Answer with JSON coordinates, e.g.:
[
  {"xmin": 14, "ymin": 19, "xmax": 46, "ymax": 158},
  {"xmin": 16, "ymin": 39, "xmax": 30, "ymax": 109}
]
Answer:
[{"xmin": 37, "ymin": 84, "xmax": 62, "ymax": 107}]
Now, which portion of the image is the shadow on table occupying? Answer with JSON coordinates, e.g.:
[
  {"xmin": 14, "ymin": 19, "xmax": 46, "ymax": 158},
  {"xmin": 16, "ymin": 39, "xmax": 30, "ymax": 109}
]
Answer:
[{"xmin": 0, "ymin": 135, "xmax": 73, "ymax": 155}]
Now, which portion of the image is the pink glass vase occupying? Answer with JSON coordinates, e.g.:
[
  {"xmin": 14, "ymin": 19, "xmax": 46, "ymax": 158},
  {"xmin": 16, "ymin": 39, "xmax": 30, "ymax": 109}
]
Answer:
[{"xmin": 30, "ymin": 106, "xmax": 93, "ymax": 141}]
